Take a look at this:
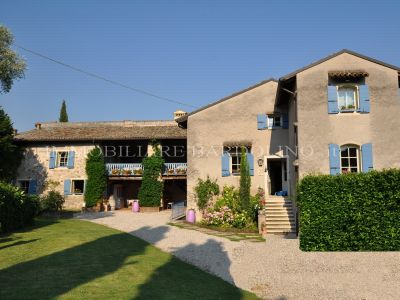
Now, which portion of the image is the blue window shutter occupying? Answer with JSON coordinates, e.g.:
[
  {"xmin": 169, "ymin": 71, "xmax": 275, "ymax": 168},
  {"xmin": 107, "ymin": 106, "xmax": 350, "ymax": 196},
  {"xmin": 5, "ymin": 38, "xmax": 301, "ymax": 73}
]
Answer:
[
  {"xmin": 64, "ymin": 179, "xmax": 71, "ymax": 195},
  {"xmin": 257, "ymin": 114, "xmax": 267, "ymax": 130},
  {"xmin": 361, "ymin": 143, "xmax": 373, "ymax": 172},
  {"xmin": 359, "ymin": 85, "xmax": 370, "ymax": 113},
  {"xmin": 246, "ymin": 153, "xmax": 254, "ymax": 176},
  {"xmin": 328, "ymin": 86, "xmax": 339, "ymax": 114},
  {"xmin": 67, "ymin": 151, "xmax": 75, "ymax": 169},
  {"xmin": 49, "ymin": 151, "xmax": 56, "ymax": 169},
  {"xmin": 282, "ymin": 113, "xmax": 289, "ymax": 129},
  {"xmin": 329, "ymin": 144, "xmax": 340, "ymax": 175},
  {"xmin": 221, "ymin": 152, "xmax": 230, "ymax": 177},
  {"xmin": 28, "ymin": 180, "xmax": 37, "ymax": 194}
]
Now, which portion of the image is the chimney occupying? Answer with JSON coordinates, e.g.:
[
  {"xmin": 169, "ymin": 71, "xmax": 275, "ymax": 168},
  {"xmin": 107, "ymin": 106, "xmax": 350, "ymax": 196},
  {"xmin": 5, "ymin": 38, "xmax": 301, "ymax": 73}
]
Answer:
[
  {"xmin": 174, "ymin": 110, "xmax": 187, "ymax": 120},
  {"xmin": 35, "ymin": 122, "xmax": 42, "ymax": 129}
]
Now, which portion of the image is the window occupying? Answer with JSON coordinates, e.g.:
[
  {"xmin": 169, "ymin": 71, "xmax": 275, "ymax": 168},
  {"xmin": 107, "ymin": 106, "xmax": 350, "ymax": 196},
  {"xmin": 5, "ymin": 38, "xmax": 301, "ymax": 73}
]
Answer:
[
  {"xmin": 337, "ymin": 85, "xmax": 358, "ymax": 111},
  {"xmin": 71, "ymin": 180, "xmax": 85, "ymax": 194},
  {"xmin": 18, "ymin": 180, "xmax": 30, "ymax": 193},
  {"xmin": 267, "ymin": 115, "xmax": 282, "ymax": 128},
  {"xmin": 225, "ymin": 146, "xmax": 251, "ymax": 175},
  {"xmin": 340, "ymin": 145, "xmax": 360, "ymax": 173},
  {"xmin": 57, "ymin": 151, "xmax": 69, "ymax": 167}
]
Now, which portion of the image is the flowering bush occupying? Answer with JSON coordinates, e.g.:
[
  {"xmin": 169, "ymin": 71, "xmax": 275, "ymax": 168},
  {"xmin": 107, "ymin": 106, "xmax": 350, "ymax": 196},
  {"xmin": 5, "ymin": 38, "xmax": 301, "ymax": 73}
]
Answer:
[{"xmin": 202, "ymin": 206, "xmax": 234, "ymax": 228}]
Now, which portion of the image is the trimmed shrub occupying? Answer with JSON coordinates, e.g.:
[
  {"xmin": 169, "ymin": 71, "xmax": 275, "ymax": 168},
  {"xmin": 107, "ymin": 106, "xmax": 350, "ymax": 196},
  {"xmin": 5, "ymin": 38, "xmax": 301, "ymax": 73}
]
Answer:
[
  {"xmin": 138, "ymin": 143, "xmax": 164, "ymax": 207},
  {"xmin": 297, "ymin": 169, "xmax": 400, "ymax": 251},
  {"xmin": 0, "ymin": 182, "xmax": 39, "ymax": 232},
  {"xmin": 194, "ymin": 176, "xmax": 220, "ymax": 211},
  {"xmin": 40, "ymin": 190, "xmax": 65, "ymax": 212},
  {"xmin": 84, "ymin": 147, "xmax": 107, "ymax": 207}
]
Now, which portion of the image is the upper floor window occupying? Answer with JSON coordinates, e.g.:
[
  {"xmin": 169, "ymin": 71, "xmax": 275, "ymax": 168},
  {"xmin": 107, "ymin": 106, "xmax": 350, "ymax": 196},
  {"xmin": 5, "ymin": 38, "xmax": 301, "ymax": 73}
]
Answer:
[
  {"xmin": 57, "ymin": 151, "xmax": 69, "ymax": 167},
  {"xmin": 337, "ymin": 85, "xmax": 358, "ymax": 111},
  {"xmin": 340, "ymin": 145, "xmax": 360, "ymax": 173}
]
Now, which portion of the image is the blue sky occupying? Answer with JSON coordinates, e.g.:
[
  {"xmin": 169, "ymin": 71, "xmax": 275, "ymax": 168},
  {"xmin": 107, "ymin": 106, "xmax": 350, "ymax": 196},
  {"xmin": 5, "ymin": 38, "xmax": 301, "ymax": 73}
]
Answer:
[{"xmin": 1, "ymin": 0, "xmax": 399, "ymax": 131}]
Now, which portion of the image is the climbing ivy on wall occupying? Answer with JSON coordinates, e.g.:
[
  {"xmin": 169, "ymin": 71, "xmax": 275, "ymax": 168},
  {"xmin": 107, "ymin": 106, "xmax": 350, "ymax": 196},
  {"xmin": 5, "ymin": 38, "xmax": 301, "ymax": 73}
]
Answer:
[
  {"xmin": 138, "ymin": 142, "xmax": 164, "ymax": 207},
  {"xmin": 84, "ymin": 147, "xmax": 107, "ymax": 207}
]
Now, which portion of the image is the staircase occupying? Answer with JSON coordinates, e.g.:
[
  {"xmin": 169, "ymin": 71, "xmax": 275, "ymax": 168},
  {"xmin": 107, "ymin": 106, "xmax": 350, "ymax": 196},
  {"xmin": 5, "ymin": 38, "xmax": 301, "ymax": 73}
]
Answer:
[{"xmin": 262, "ymin": 196, "xmax": 296, "ymax": 234}]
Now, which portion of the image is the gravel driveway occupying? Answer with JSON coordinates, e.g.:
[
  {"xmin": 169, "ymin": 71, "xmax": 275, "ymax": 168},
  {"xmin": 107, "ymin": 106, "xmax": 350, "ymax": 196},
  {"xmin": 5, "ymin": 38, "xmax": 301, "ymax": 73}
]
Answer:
[{"xmin": 77, "ymin": 211, "xmax": 400, "ymax": 300}]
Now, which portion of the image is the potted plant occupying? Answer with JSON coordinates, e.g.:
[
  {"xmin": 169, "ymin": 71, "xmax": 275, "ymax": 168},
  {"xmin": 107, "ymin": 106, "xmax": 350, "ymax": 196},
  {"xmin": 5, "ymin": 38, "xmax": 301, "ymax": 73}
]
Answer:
[
  {"xmin": 167, "ymin": 169, "xmax": 175, "ymax": 175},
  {"xmin": 134, "ymin": 168, "xmax": 143, "ymax": 176},
  {"xmin": 111, "ymin": 169, "xmax": 120, "ymax": 176},
  {"xmin": 123, "ymin": 169, "xmax": 132, "ymax": 176}
]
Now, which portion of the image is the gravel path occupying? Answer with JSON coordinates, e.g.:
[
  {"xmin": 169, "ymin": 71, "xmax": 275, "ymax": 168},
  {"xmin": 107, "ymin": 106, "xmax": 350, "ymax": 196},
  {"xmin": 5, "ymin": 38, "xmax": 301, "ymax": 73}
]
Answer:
[{"xmin": 77, "ymin": 211, "xmax": 400, "ymax": 300}]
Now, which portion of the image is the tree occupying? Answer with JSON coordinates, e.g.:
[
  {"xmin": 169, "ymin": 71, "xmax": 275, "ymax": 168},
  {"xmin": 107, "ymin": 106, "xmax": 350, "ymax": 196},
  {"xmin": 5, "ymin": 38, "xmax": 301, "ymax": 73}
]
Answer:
[
  {"xmin": 138, "ymin": 142, "xmax": 164, "ymax": 207},
  {"xmin": 239, "ymin": 146, "xmax": 251, "ymax": 211},
  {"xmin": 84, "ymin": 147, "xmax": 107, "ymax": 207},
  {"xmin": 0, "ymin": 26, "xmax": 26, "ymax": 94},
  {"xmin": 59, "ymin": 100, "xmax": 68, "ymax": 122},
  {"xmin": 0, "ymin": 107, "xmax": 24, "ymax": 181}
]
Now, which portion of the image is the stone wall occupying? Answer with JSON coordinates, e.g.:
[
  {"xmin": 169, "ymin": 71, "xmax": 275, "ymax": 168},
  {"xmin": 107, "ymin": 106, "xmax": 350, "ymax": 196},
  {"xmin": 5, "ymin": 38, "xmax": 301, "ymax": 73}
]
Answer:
[{"xmin": 17, "ymin": 143, "xmax": 96, "ymax": 209}]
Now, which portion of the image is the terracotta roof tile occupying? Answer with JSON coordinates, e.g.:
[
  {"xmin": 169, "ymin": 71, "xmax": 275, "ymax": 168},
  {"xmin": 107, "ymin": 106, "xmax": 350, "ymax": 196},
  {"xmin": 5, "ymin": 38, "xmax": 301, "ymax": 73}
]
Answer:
[{"xmin": 15, "ymin": 121, "xmax": 186, "ymax": 142}]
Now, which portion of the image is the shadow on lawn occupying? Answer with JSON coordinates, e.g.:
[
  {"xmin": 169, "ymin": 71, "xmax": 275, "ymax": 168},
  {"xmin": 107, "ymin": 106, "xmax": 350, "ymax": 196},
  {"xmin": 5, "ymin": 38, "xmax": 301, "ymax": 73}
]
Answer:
[
  {"xmin": 0, "ymin": 225, "xmax": 163, "ymax": 300},
  {"xmin": 0, "ymin": 221, "xmax": 248, "ymax": 299},
  {"xmin": 133, "ymin": 228, "xmax": 247, "ymax": 299}
]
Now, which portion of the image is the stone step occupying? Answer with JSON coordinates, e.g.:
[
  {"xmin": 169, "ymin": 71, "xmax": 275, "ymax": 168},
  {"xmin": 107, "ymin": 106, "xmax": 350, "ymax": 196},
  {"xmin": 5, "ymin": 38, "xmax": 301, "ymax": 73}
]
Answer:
[
  {"xmin": 264, "ymin": 203, "xmax": 293, "ymax": 208},
  {"xmin": 265, "ymin": 213, "xmax": 295, "ymax": 218},
  {"xmin": 266, "ymin": 228, "xmax": 295, "ymax": 234},
  {"xmin": 265, "ymin": 221, "xmax": 294, "ymax": 228},
  {"xmin": 264, "ymin": 208, "xmax": 294, "ymax": 213},
  {"xmin": 264, "ymin": 210, "xmax": 294, "ymax": 217}
]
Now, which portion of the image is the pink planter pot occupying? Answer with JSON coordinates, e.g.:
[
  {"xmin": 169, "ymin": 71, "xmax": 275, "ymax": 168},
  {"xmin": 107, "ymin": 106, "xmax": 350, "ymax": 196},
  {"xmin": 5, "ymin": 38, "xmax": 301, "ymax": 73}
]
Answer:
[
  {"xmin": 132, "ymin": 200, "xmax": 140, "ymax": 213},
  {"xmin": 186, "ymin": 209, "xmax": 196, "ymax": 223}
]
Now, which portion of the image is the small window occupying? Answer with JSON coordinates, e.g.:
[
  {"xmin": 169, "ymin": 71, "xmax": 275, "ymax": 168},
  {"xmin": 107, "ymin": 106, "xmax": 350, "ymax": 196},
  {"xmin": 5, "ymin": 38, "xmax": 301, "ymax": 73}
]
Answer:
[
  {"xmin": 18, "ymin": 180, "xmax": 30, "ymax": 193},
  {"xmin": 267, "ymin": 115, "xmax": 282, "ymax": 128},
  {"xmin": 57, "ymin": 152, "xmax": 69, "ymax": 167},
  {"xmin": 71, "ymin": 180, "xmax": 85, "ymax": 194},
  {"xmin": 340, "ymin": 145, "xmax": 360, "ymax": 173},
  {"xmin": 337, "ymin": 85, "xmax": 358, "ymax": 111},
  {"xmin": 225, "ymin": 146, "xmax": 251, "ymax": 175}
]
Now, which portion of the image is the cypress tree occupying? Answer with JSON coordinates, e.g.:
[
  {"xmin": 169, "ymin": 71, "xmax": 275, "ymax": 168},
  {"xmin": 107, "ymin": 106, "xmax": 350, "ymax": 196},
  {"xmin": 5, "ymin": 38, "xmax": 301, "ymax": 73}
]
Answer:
[
  {"xmin": 59, "ymin": 100, "xmax": 68, "ymax": 122},
  {"xmin": 239, "ymin": 146, "xmax": 251, "ymax": 211}
]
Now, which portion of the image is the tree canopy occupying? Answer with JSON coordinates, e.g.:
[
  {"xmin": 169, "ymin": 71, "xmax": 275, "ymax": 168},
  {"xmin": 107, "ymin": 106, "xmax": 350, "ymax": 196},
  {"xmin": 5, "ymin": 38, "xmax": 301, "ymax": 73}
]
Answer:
[
  {"xmin": 0, "ymin": 26, "xmax": 26, "ymax": 94},
  {"xmin": 0, "ymin": 107, "xmax": 24, "ymax": 181}
]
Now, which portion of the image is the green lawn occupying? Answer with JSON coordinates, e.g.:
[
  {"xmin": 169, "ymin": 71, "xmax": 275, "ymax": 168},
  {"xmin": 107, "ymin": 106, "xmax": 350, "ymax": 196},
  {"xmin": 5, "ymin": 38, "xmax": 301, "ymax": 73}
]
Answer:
[{"xmin": 0, "ymin": 218, "xmax": 259, "ymax": 300}]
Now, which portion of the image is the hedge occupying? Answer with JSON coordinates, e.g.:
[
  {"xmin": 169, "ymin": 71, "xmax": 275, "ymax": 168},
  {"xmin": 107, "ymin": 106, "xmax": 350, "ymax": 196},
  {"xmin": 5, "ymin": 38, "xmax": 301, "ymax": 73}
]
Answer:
[
  {"xmin": 297, "ymin": 169, "xmax": 400, "ymax": 251},
  {"xmin": 0, "ymin": 182, "xmax": 39, "ymax": 232}
]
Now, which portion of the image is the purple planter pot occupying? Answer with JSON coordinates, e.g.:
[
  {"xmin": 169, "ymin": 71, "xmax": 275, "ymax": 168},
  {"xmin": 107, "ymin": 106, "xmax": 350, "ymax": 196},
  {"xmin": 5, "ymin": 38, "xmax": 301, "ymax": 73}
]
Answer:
[
  {"xmin": 132, "ymin": 200, "xmax": 140, "ymax": 213},
  {"xmin": 186, "ymin": 209, "xmax": 196, "ymax": 223}
]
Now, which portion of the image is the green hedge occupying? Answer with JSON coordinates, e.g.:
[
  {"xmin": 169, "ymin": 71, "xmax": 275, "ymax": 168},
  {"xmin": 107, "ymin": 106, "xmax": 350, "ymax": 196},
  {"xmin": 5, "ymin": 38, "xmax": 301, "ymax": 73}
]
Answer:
[
  {"xmin": 297, "ymin": 169, "xmax": 400, "ymax": 251},
  {"xmin": 0, "ymin": 182, "xmax": 39, "ymax": 232}
]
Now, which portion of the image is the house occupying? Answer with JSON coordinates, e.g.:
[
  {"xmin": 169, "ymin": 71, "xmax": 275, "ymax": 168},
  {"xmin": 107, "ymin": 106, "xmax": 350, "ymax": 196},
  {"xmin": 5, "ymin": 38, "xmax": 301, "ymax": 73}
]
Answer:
[
  {"xmin": 15, "ymin": 50, "xmax": 400, "ymax": 233},
  {"xmin": 15, "ymin": 115, "xmax": 187, "ymax": 210},
  {"xmin": 175, "ymin": 49, "xmax": 400, "ymax": 233}
]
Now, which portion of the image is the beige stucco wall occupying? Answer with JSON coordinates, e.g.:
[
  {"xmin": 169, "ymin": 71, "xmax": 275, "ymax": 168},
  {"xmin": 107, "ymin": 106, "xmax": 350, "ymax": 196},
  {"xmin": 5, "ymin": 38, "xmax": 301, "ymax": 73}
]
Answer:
[
  {"xmin": 186, "ymin": 81, "xmax": 289, "ymax": 211},
  {"xmin": 17, "ymin": 143, "xmax": 96, "ymax": 209},
  {"xmin": 296, "ymin": 53, "xmax": 400, "ymax": 178}
]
